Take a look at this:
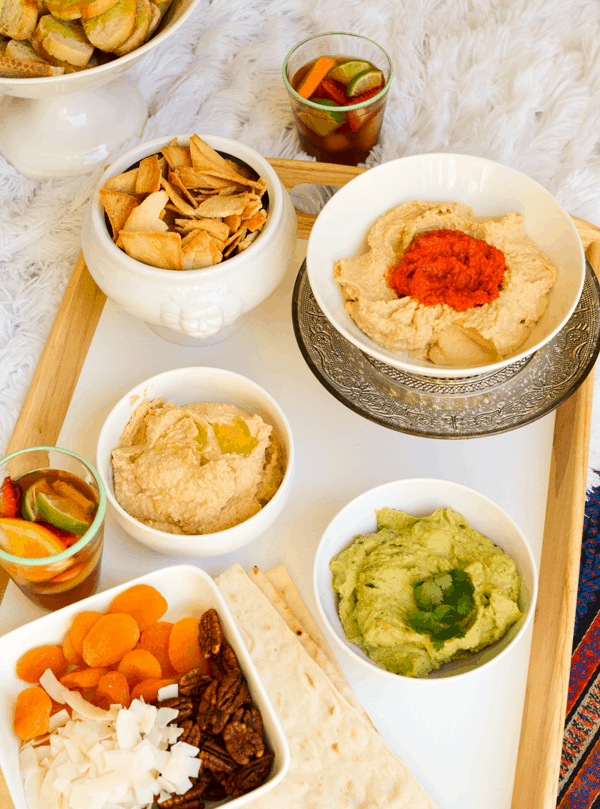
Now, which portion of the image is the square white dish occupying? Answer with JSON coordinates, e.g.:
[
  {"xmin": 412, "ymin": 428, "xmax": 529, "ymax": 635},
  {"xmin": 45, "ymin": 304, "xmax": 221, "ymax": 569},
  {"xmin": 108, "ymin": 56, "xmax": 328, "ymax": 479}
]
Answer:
[{"xmin": 0, "ymin": 564, "xmax": 290, "ymax": 809}]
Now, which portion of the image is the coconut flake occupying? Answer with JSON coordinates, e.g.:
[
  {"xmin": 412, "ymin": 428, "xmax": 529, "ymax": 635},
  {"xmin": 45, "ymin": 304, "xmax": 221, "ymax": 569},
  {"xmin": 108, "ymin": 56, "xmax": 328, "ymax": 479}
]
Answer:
[
  {"xmin": 39, "ymin": 669, "xmax": 68, "ymax": 704},
  {"xmin": 157, "ymin": 683, "xmax": 178, "ymax": 701}
]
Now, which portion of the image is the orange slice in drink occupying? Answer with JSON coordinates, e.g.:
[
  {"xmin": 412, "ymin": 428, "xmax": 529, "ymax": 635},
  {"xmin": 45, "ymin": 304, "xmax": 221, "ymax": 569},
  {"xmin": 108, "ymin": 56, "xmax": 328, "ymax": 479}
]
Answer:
[{"xmin": 0, "ymin": 518, "xmax": 69, "ymax": 582}]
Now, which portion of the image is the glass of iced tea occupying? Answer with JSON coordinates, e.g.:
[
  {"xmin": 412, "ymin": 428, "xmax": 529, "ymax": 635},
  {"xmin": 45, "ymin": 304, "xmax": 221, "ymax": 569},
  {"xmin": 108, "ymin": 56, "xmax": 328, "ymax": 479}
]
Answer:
[
  {"xmin": 0, "ymin": 446, "xmax": 106, "ymax": 610},
  {"xmin": 283, "ymin": 32, "xmax": 393, "ymax": 165}
]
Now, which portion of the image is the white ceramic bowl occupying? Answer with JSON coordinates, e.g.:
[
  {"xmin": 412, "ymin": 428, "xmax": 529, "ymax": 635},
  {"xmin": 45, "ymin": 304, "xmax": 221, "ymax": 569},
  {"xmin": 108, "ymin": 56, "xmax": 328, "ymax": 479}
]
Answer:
[
  {"xmin": 96, "ymin": 366, "xmax": 294, "ymax": 557},
  {"xmin": 82, "ymin": 133, "xmax": 297, "ymax": 344},
  {"xmin": 307, "ymin": 152, "xmax": 586, "ymax": 378},
  {"xmin": 0, "ymin": 0, "xmax": 201, "ymax": 179},
  {"xmin": 313, "ymin": 478, "xmax": 538, "ymax": 681},
  {"xmin": 0, "ymin": 564, "xmax": 290, "ymax": 809}
]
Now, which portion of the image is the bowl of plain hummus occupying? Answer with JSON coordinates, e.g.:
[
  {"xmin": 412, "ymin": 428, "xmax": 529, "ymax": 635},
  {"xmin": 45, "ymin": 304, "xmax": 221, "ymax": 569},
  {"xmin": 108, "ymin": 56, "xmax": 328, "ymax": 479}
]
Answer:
[
  {"xmin": 306, "ymin": 153, "xmax": 585, "ymax": 378},
  {"xmin": 313, "ymin": 478, "xmax": 538, "ymax": 680},
  {"xmin": 96, "ymin": 366, "xmax": 294, "ymax": 557}
]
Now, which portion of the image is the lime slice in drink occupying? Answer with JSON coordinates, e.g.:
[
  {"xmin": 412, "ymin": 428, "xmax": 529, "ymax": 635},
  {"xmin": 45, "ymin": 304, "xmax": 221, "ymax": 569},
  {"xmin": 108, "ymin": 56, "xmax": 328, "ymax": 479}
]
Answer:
[
  {"xmin": 327, "ymin": 59, "xmax": 372, "ymax": 85},
  {"xmin": 346, "ymin": 68, "xmax": 384, "ymax": 98},
  {"xmin": 36, "ymin": 490, "xmax": 92, "ymax": 535},
  {"xmin": 300, "ymin": 98, "xmax": 345, "ymax": 137},
  {"xmin": 21, "ymin": 485, "xmax": 39, "ymax": 521}
]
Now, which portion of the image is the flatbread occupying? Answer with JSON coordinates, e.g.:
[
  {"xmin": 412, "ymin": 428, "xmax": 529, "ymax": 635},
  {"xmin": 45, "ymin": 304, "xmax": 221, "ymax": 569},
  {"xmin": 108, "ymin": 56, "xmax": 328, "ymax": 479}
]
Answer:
[
  {"xmin": 216, "ymin": 563, "xmax": 439, "ymax": 809},
  {"xmin": 247, "ymin": 565, "xmax": 373, "ymax": 725}
]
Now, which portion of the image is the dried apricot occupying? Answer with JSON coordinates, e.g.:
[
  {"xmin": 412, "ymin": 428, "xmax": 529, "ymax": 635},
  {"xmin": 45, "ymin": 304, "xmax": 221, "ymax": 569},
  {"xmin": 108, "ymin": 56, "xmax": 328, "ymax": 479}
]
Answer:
[
  {"xmin": 108, "ymin": 584, "xmax": 168, "ymax": 632},
  {"xmin": 16, "ymin": 645, "xmax": 68, "ymax": 684},
  {"xmin": 140, "ymin": 621, "xmax": 173, "ymax": 672},
  {"xmin": 117, "ymin": 649, "xmax": 162, "ymax": 686},
  {"xmin": 168, "ymin": 616, "xmax": 207, "ymax": 675},
  {"xmin": 62, "ymin": 633, "xmax": 81, "ymax": 666},
  {"xmin": 69, "ymin": 611, "xmax": 103, "ymax": 655},
  {"xmin": 96, "ymin": 671, "xmax": 130, "ymax": 707},
  {"xmin": 60, "ymin": 667, "xmax": 108, "ymax": 689},
  {"xmin": 14, "ymin": 687, "xmax": 51, "ymax": 741},
  {"xmin": 82, "ymin": 613, "xmax": 140, "ymax": 667},
  {"xmin": 130, "ymin": 677, "xmax": 177, "ymax": 704}
]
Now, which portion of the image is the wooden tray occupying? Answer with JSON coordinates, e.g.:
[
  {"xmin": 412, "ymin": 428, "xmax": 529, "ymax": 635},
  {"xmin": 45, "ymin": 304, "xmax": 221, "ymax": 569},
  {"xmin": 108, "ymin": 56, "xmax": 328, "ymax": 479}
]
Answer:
[{"xmin": 1, "ymin": 159, "xmax": 599, "ymax": 809}]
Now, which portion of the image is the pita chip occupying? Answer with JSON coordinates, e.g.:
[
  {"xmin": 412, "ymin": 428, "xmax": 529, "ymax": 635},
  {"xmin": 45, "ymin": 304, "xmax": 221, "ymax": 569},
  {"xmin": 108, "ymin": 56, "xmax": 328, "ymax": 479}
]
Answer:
[
  {"xmin": 119, "ymin": 230, "xmax": 183, "ymax": 270},
  {"xmin": 135, "ymin": 154, "xmax": 162, "ymax": 194},
  {"xmin": 121, "ymin": 189, "xmax": 169, "ymax": 233},
  {"xmin": 104, "ymin": 167, "xmax": 139, "ymax": 195},
  {"xmin": 181, "ymin": 229, "xmax": 222, "ymax": 269},
  {"xmin": 99, "ymin": 188, "xmax": 140, "ymax": 241},
  {"xmin": 195, "ymin": 193, "xmax": 251, "ymax": 218},
  {"xmin": 190, "ymin": 133, "xmax": 233, "ymax": 173},
  {"xmin": 161, "ymin": 144, "xmax": 192, "ymax": 170}
]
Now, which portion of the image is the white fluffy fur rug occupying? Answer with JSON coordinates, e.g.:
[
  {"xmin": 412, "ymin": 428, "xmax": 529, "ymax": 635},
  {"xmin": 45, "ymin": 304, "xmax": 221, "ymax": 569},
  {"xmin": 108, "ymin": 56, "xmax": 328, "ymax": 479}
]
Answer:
[{"xmin": 3, "ymin": 0, "xmax": 600, "ymax": 485}]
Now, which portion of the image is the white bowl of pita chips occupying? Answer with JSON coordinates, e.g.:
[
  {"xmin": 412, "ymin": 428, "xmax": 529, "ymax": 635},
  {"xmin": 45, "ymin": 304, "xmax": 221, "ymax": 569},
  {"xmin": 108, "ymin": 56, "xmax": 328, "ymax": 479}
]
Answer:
[
  {"xmin": 314, "ymin": 478, "xmax": 537, "ymax": 681},
  {"xmin": 0, "ymin": 565, "xmax": 290, "ymax": 809},
  {"xmin": 96, "ymin": 366, "xmax": 295, "ymax": 557},
  {"xmin": 0, "ymin": 0, "xmax": 202, "ymax": 179},
  {"xmin": 82, "ymin": 133, "xmax": 297, "ymax": 345}
]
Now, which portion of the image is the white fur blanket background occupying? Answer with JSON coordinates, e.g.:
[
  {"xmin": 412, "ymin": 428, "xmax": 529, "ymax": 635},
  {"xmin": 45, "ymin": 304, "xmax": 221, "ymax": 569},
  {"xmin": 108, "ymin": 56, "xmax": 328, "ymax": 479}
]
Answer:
[{"xmin": 2, "ymin": 0, "xmax": 600, "ymax": 485}]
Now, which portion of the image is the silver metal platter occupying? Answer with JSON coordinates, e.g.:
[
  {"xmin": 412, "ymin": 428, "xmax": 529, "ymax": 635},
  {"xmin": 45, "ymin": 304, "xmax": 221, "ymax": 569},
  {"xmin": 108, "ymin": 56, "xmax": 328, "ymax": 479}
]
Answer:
[{"xmin": 292, "ymin": 259, "xmax": 600, "ymax": 439}]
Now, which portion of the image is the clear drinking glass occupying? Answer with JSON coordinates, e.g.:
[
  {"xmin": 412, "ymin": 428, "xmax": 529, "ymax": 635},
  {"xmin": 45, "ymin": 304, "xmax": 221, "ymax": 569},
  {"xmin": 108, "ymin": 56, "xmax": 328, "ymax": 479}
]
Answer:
[
  {"xmin": 0, "ymin": 446, "xmax": 106, "ymax": 610},
  {"xmin": 283, "ymin": 32, "xmax": 393, "ymax": 166}
]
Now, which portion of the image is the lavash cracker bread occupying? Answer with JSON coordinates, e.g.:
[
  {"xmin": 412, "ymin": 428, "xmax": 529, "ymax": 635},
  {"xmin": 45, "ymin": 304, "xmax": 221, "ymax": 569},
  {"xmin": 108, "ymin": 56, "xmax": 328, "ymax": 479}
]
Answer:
[
  {"xmin": 216, "ymin": 563, "xmax": 439, "ymax": 809},
  {"xmin": 265, "ymin": 562, "xmax": 347, "ymax": 676},
  {"xmin": 247, "ymin": 565, "xmax": 374, "ymax": 727}
]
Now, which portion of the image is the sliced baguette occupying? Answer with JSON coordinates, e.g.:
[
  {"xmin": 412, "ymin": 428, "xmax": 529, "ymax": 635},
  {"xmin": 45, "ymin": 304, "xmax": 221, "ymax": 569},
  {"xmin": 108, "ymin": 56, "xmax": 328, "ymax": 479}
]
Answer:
[
  {"xmin": 4, "ymin": 37, "xmax": 47, "ymax": 59},
  {"xmin": 144, "ymin": 0, "xmax": 159, "ymax": 40},
  {"xmin": 45, "ymin": 0, "xmax": 119, "ymax": 21},
  {"xmin": 82, "ymin": 0, "xmax": 135, "ymax": 51},
  {"xmin": 0, "ymin": 0, "xmax": 38, "ymax": 40},
  {"xmin": 32, "ymin": 14, "xmax": 93, "ymax": 65},
  {"xmin": 112, "ymin": 0, "xmax": 150, "ymax": 55},
  {"xmin": 0, "ymin": 54, "xmax": 64, "ymax": 74}
]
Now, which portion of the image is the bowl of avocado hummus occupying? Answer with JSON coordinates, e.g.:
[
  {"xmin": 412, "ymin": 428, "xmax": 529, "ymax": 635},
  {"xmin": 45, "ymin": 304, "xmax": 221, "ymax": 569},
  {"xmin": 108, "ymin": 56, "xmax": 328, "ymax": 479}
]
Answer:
[{"xmin": 314, "ymin": 479, "xmax": 538, "ymax": 680}]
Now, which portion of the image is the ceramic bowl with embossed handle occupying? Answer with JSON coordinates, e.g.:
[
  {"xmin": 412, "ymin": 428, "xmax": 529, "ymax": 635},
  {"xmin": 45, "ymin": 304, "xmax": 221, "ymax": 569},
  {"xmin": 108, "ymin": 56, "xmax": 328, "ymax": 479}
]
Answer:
[{"xmin": 81, "ymin": 133, "xmax": 297, "ymax": 344}]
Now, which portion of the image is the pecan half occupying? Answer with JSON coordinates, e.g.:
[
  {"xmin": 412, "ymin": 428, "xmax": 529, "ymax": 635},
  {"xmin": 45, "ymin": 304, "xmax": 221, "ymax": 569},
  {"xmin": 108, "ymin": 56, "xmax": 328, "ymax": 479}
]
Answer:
[
  {"xmin": 212, "ymin": 638, "xmax": 240, "ymax": 677},
  {"xmin": 159, "ymin": 697, "xmax": 196, "ymax": 722},
  {"xmin": 223, "ymin": 717, "xmax": 265, "ymax": 765},
  {"xmin": 198, "ymin": 734, "xmax": 237, "ymax": 774},
  {"xmin": 178, "ymin": 667, "xmax": 214, "ymax": 698},
  {"xmin": 235, "ymin": 750, "xmax": 275, "ymax": 795},
  {"xmin": 198, "ymin": 608, "xmax": 222, "ymax": 658},
  {"xmin": 178, "ymin": 719, "xmax": 201, "ymax": 748}
]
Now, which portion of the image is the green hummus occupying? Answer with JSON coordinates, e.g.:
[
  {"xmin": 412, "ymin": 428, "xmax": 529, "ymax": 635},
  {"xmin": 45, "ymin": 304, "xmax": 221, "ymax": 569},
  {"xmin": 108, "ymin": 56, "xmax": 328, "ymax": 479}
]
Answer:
[{"xmin": 330, "ymin": 507, "xmax": 523, "ymax": 677}]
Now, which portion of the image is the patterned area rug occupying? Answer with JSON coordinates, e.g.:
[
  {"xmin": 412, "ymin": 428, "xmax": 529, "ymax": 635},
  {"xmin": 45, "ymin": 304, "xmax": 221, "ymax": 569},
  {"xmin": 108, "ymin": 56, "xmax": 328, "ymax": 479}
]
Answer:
[{"xmin": 560, "ymin": 481, "xmax": 600, "ymax": 807}]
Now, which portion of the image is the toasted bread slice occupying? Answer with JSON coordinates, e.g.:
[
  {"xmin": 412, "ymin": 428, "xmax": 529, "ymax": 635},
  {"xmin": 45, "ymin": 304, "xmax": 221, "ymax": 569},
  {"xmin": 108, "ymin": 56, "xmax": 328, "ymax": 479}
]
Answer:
[
  {"xmin": 82, "ymin": 0, "xmax": 135, "ymax": 50},
  {"xmin": 46, "ymin": 0, "xmax": 118, "ymax": 21},
  {"xmin": 4, "ymin": 37, "xmax": 47, "ymax": 59},
  {"xmin": 112, "ymin": 0, "xmax": 150, "ymax": 55},
  {"xmin": 0, "ymin": 54, "xmax": 64, "ymax": 74},
  {"xmin": 0, "ymin": 35, "xmax": 9, "ymax": 55},
  {"xmin": 32, "ymin": 14, "xmax": 93, "ymax": 65},
  {"xmin": 144, "ymin": 0, "xmax": 159, "ymax": 39},
  {"xmin": 0, "ymin": 0, "xmax": 38, "ymax": 40}
]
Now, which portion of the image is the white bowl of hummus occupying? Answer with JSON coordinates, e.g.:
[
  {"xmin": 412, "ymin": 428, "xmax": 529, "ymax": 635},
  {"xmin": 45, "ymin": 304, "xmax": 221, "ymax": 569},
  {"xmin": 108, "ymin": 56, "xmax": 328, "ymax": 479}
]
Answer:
[
  {"xmin": 306, "ymin": 153, "xmax": 585, "ymax": 378},
  {"xmin": 313, "ymin": 478, "xmax": 538, "ymax": 680},
  {"xmin": 96, "ymin": 367, "xmax": 294, "ymax": 557}
]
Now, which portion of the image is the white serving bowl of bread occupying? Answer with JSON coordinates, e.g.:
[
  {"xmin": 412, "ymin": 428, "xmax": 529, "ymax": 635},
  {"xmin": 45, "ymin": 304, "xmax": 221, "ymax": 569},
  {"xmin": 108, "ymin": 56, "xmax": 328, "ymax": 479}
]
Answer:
[
  {"xmin": 0, "ymin": 0, "xmax": 200, "ymax": 179},
  {"xmin": 81, "ymin": 132, "xmax": 297, "ymax": 344},
  {"xmin": 96, "ymin": 366, "xmax": 295, "ymax": 557}
]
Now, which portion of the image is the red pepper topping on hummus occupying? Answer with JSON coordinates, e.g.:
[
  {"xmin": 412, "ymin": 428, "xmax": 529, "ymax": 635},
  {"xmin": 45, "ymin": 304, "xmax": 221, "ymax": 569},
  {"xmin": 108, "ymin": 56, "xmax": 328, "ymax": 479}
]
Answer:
[{"xmin": 388, "ymin": 229, "xmax": 506, "ymax": 312}]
